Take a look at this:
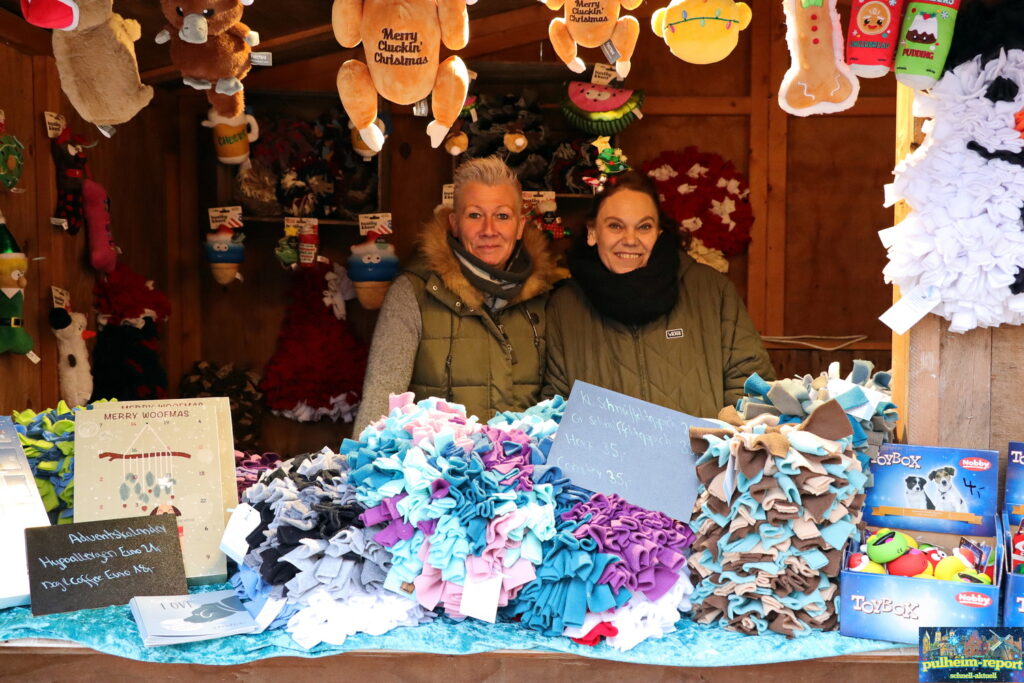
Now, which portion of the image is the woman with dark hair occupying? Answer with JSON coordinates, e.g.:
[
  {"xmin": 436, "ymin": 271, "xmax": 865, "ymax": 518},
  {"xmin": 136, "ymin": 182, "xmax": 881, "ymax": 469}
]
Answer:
[{"xmin": 542, "ymin": 171, "xmax": 774, "ymax": 417}]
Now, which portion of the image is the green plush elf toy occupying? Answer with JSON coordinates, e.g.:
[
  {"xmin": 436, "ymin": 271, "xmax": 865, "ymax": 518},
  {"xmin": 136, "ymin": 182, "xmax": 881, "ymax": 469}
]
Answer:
[{"xmin": 0, "ymin": 210, "xmax": 33, "ymax": 355}]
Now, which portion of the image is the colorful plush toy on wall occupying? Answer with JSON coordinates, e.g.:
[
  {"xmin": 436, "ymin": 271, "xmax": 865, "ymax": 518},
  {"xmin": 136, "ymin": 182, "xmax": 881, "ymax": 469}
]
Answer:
[
  {"xmin": 52, "ymin": 127, "xmax": 91, "ymax": 235},
  {"xmin": 83, "ymin": 179, "xmax": 118, "ymax": 273},
  {"xmin": 562, "ymin": 82, "xmax": 644, "ymax": 135},
  {"xmin": 202, "ymin": 107, "xmax": 259, "ymax": 165},
  {"xmin": 0, "ymin": 212, "xmax": 32, "ymax": 356},
  {"xmin": 651, "ymin": 0, "xmax": 752, "ymax": 65},
  {"xmin": 779, "ymin": 0, "xmax": 860, "ymax": 116},
  {"xmin": 0, "ymin": 112, "xmax": 26, "ymax": 192},
  {"xmin": 347, "ymin": 231, "xmax": 399, "ymax": 309},
  {"xmin": 845, "ymin": 0, "xmax": 906, "ymax": 78},
  {"xmin": 156, "ymin": 0, "xmax": 259, "ymax": 119},
  {"xmin": 260, "ymin": 260, "xmax": 367, "ymax": 422},
  {"xmin": 333, "ymin": 0, "xmax": 471, "ymax": 152},
  {"xmin": 46, "ymin": 0, "xmax": 153, "ymax": 128},
  {"xmin": 91, "ymin": 263, "xmax": 172, "ymax": 401},
  {"xmin": 544, "ymin": 0, "xmax": 643, "ymax": 78},
  {"xmin": 893, "ymin": 0, "xmax": 960, "ymax": 91},
  {"xmin": 49, "ymin": 307, "xmax": 94, "ymax": 407}
]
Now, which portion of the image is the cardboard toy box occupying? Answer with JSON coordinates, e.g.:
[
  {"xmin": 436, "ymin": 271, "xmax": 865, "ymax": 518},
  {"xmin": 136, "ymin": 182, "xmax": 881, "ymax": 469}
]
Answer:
[
  {"xmin": 1004, "ymin": 442, "xmax": 1024, "ymax": 627},
  {"xmin": 840, "ymin": 444, "xmax": 1002, "ymax": 643}
]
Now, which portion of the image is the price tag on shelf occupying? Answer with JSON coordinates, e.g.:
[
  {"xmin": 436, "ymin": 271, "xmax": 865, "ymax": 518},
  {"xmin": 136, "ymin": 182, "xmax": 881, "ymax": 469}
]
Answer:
[
  {"xmin": 207, "ymin": 206, "xmax": 243, "ymax": 232},
  {"xmin": 359, "ymin": 212, "xmax": 393, "ymax": 236},
  {"xmin": 250, "ymin": 52, "xmax": 273, "ymax": 67},
  {"xmin": 43, "ymin": 111, "xmax": 65, "ymax": 138},
  {"xmin": 442, "ymin": 184, "xmax": 454, "ymax": 208},
  {"xmin": 591, "ymin": 63, "xmax": 618, "ymax": 85},
  {"xmin": 51, "ymin": 286, "xmax": 71, "ymax": 310},
  {"xmin": 521, "ymin": 191, "xmax": 555, "ymax": 212}
]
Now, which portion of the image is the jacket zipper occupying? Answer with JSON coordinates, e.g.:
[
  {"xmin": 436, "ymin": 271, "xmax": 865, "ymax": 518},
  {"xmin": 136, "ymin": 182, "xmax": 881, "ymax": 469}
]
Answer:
[{"xmin": 631, "ymin": 326, "xmax": 649, "ymax": 401}]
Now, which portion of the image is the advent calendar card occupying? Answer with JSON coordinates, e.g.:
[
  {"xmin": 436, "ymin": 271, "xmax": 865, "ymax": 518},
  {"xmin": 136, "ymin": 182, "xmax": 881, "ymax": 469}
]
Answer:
[{"xmin": 73, "ymin": 399, "xmax": 238, "ymax": 583}]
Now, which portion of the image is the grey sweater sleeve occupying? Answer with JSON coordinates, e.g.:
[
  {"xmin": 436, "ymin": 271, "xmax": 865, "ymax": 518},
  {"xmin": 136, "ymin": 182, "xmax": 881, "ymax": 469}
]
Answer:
[{"xmin": 353, "ymin": 275, "xmax": 422, "ymax": 433}]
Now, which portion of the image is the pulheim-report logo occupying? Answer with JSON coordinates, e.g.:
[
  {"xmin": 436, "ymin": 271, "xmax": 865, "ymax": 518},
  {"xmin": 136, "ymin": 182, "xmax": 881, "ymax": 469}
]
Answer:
[{"xmin": 919, "ymin": 627, "xmax": 1024, "ymax": 682}]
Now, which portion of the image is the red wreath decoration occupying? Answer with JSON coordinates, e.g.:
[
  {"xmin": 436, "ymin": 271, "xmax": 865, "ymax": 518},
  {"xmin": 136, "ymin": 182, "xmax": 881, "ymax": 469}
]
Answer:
[{"xmin": 641, "ymin": 147, "xmax": 753, "ymax": 257}]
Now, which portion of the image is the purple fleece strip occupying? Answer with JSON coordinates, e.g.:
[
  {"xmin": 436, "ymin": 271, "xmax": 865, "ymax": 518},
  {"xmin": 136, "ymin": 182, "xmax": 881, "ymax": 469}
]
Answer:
[
  {"xmin": 563, "ymin": 493, "xmax": 696, "ymax": 601},
  {"xmin": 360, "ymin": 493, "xmax": 407, "ymax": 527},
  {"xmin": 477, "ymin": 426, "xmax": 536, "ymax": 491}
]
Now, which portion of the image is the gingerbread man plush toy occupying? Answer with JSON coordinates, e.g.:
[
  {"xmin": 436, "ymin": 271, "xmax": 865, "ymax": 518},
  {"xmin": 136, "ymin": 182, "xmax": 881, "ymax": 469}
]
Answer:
[
  {"xmin": 544, "ymin": 0, "xmax": 643, "ymax": 78},
  {"xmin": 334, "ymin": 0, "xmax": 470, "ymax": 152}
]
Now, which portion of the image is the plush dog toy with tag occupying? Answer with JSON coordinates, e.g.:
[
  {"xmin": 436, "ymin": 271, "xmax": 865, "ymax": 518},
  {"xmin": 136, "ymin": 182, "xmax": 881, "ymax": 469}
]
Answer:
[
  {"xmin": 156, "ymin": 0, "xmax": 259, "ymax": 119},
  {"xmin": 333, "ymin": 0, "xmax": 470, "ymax": 152},
  {"xmin": 49, "ymin": 307, "xmax": 94, "ymax": 407},
  {"xmin": 544, "ymin": 0, "xmax": 643, "ymax": 78}
]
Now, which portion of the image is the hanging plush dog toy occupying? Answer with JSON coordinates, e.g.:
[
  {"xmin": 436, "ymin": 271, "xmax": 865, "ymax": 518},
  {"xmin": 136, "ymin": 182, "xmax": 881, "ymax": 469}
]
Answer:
[
  {"xmin": 544, "ymin": 0, "xmax": 643, "ymax": 78},
  {"xmin": 156, "ymin": 0, "xmax": 259, "ymax": 119},
  {"xmin": 779, "ymin": 0, "xmax": 859, "ymax": 115},
  {"xmin": 333, "ymin": 0, "xmax": 471, "ymax": 152}
]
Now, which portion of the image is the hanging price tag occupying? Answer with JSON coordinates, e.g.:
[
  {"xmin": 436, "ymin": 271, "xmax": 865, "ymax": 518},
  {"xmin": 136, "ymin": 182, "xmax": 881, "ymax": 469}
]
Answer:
[
  {"xmin": 442, "ymin": 184, "xmax": 455, "ymax": 208},
  {"xmin": 43, "ymin": 112, "xmax": 65, "ymax": 138},
  {"xmin": 250, "ymin": 52, "xmax": 273, "ymax": 67},
  {"xmin": 521, "ymin": 190, "xmax": 555, "ymax": 206},
  {"xmin": 359, "ymin": 212, "xmax": 393, "ymax": 236},
  {"xmin": 50, "ymin": 217, "xmax": 69, "ymax": 231},
  {"xmin": 600, "ymin": 40, "xmax": 621, "ymax": 65},
  {"xmin": 51, "ymin": 286, "xmax": 71, "ymax": 310},
  {"xmin": 878, "ymin": 285, "xmax": 941, "ymax": 335},
  {"xmin": 26, "ymin": 351, "xmax": 41, "ymax": 364},
  {"xmin": 412, "ymin": 99, "xmax": 430, "ymax": 117},
  {"xmin": 207, "ymin": 206, "xmax": 243, "ymax": 231},
  {"xmin": 96, "ymin": 125, "xmax": 116, "ymax": 139},
  {"xmin": 591, "ymin": 63, "xmax": 618, "ymax": 85}
]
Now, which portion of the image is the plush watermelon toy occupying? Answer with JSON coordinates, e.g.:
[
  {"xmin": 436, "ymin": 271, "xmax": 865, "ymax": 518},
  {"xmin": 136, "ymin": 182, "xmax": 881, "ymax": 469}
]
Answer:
[{"xmin": 561, "ymin": 82, "xmax": 645, "ymax": 135}]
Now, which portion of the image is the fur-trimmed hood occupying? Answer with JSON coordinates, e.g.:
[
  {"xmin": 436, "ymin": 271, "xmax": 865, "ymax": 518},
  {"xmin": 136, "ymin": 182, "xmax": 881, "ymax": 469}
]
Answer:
[{"xmin": 413, "ymin": 205, "xmax": 563, "ymax": 309}]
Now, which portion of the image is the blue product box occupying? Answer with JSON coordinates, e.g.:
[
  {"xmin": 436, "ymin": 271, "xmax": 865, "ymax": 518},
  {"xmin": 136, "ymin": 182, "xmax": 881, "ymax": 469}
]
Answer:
[
  {"xmin": 840, "ymin": 444, "xmax": 1003, "ymax": 643},
  {"xmin": 1003, "ymin": 443, "xmax": 1024, "ymax": 627}
]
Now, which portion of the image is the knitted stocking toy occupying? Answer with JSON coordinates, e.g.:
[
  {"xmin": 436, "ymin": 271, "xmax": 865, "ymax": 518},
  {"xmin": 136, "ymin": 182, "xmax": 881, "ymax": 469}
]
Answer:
[
  {"xmin": 91, "ymin": 262, "xmax": 171, "ymax": 400},
  {"xmin": 83, "ymin": 178, "xmax": 117, "ymax": 273},
  {"xmin": 260, "ymin": 260, "xmax": 367, "ymax": 422},
  {"xmin": 51, "ymin": 128, "xmax": 91, "ymax": 235},
  {"xmin": 0, "ymin": 212, "xmax": 32, "ymax": 355}
]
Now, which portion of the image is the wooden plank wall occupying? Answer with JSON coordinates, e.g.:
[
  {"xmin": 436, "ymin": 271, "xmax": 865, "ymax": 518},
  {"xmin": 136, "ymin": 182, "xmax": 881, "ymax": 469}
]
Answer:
[{"xmin": 0, "ymin": 43, "xmax": 202, "ymax": 416}]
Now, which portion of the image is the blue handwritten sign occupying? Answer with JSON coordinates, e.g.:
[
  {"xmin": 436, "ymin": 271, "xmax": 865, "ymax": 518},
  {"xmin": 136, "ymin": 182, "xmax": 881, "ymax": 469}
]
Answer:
[{"xmin": 545, "ymin": 381, "xmax": 716, "ymax": 522}]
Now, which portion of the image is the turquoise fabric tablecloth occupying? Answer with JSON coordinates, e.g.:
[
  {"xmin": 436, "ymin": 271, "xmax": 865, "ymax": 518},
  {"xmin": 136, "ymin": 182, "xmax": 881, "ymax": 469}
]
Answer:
[{"xmin": 0, "ymin": 586, "xmax": 902, "ymax": 666}]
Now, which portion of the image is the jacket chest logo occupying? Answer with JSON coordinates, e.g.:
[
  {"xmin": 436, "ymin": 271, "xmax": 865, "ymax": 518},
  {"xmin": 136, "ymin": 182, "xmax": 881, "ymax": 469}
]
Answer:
[{"xmin": 665, "ymin": 328, "xmax": 685, "ymax": 339}]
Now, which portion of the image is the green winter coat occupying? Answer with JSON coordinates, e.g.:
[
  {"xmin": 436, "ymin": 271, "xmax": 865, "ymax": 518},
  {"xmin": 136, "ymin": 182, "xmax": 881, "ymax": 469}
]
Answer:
[
  {"xmin": 543, "ymin": 253, "xmax": 775, "ymax": 418},
  {"xmin": 404, "ymin": 207, "xmax": 562, "ymax": 420}
]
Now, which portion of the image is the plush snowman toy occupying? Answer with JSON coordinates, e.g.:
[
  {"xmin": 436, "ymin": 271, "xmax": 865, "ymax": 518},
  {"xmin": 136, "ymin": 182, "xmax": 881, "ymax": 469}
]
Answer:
[{"xmin": 883, "ymin": 9, "xmax": 1024, "ymax": 333}]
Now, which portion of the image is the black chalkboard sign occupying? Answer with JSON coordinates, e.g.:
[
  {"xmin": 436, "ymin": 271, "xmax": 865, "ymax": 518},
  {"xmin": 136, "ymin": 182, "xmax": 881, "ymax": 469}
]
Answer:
[{"xmin": 24, "ymin": 515, "xmax": 188, "ymax": 616}]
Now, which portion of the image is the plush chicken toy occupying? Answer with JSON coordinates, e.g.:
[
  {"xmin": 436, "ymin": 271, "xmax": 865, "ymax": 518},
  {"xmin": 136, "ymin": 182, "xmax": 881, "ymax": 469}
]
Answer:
[
  {"xmin": 333, "ymin": 0, "xmax": 471, "ymax": 152},
  {"xmin": 544, "ymin": 0, "xmax": 643, "ymax": 78}
]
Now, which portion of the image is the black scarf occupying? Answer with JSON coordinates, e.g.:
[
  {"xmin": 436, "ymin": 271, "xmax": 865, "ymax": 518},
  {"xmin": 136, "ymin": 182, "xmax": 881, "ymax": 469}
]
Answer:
[
  {"xmin": 448, "ymin": 234, "xmax": 533, "ymax": 310},
  {"xmin": 567, "ymin": 231, "xmax": 680, "ymax": 326}
]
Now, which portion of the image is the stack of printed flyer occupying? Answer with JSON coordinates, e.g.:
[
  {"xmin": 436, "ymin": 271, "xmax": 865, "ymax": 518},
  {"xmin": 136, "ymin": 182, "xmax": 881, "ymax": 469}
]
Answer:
[{"xmin": 129, "ymin": 589, "xmax": 258, "ymax": 647}]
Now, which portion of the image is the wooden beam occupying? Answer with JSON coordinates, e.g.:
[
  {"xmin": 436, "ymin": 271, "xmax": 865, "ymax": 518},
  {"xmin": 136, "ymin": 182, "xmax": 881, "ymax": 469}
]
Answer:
[
  {"xmin": 745, "ymin": 6, "xmax": 770, "ymax": 330},
  {"xmin": 891, "ymin": 83, "xmax": 914, "ymax": 440},
  {"xmin": 0, "ymin": 9, "xmax": 51, "ymax": 57},
  {"xmin": 764, "ymin": 1, "xmax": 789, "ymax": 337}
]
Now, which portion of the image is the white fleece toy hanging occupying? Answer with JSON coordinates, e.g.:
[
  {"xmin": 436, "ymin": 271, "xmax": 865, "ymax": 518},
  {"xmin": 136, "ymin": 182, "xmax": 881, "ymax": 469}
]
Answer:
[
  {"xmin": 779, "ymin": 0, "xmax": 859, "ymax": 116},
  {"xmin": 49, "ymin": 307, "xmax": 94, "ymax": 407},
  {"xmin": 882, "ymin": 5, "xmax": 1024, "ymax": 333},
  {"xmin": 333, "ymin": 0, "xmax": 471, "ymax": 152}
]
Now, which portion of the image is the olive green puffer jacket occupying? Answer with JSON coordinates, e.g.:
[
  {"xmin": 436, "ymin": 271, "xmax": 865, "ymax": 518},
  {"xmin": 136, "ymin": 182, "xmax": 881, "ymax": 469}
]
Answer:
[
  {"xmin": 542, "ymin": 253, "xmax": 775, "ymax": 418},
  {"xmin": 404, "ymin": 207, "xmax": 562, "ymax": 420}
]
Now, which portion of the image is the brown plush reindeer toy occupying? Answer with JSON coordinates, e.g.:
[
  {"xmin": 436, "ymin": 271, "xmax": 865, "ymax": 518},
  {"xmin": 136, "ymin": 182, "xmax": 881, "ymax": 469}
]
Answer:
[{"xmin": 156, "ymin": 0, "xmax": 258, "ymax": 118}]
